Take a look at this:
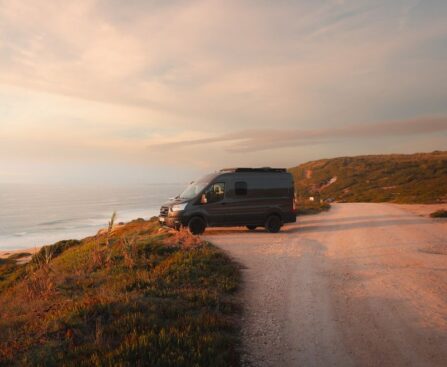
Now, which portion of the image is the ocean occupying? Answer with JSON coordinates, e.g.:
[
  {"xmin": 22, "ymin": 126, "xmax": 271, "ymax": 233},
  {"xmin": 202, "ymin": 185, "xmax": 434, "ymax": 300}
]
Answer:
[{"xmin": 0, "ymin": 182, "xmax": 185, "ymax": 251}]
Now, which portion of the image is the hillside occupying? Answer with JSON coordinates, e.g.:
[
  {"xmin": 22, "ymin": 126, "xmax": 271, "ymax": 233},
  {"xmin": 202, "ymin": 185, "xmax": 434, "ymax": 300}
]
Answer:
[
  {"xmin": 289, "ymin": 151, "xmax": 447, "ymax": 204},
  {"xmin": 0, "ymin": 218, "xmax": 241, "ymax": 366}
]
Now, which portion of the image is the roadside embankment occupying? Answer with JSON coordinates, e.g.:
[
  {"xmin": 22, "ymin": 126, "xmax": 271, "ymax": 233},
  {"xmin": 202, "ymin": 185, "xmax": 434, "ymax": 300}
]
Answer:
[{"xmin": 0, "ymin": 218, "xmax": 242, "ymax": 366}]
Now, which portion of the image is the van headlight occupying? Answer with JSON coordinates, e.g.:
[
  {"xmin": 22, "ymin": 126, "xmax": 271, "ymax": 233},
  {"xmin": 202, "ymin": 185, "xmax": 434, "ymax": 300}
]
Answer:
[{"xmin": 171, "ymin": 203, "xmax": 187, "ymax": 212}]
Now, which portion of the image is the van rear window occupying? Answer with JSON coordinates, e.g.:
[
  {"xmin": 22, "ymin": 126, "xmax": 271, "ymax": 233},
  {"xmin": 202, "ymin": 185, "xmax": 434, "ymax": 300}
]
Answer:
[{"xmin": 235, "ymin": 181, "xmax": 248, "ymax": 196}]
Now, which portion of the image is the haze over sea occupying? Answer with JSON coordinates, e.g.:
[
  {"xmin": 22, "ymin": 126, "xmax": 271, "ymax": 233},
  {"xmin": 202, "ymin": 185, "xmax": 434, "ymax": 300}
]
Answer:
[{"xmin": 0, "ymin": 183, "xmax": 184, "ymax": 251}]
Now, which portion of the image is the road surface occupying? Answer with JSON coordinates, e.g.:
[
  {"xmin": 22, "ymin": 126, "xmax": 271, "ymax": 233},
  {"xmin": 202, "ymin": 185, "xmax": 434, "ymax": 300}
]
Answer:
[{"xmin": 204, "ymin": 203, "xmax": 447, "ymax": 367}]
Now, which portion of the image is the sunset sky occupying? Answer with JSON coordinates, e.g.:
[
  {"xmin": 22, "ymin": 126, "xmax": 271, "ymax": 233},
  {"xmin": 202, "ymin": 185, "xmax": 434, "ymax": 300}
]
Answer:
[{"xmin": 1, "ymin": 0, "xmax": 447, "ymax": 184}]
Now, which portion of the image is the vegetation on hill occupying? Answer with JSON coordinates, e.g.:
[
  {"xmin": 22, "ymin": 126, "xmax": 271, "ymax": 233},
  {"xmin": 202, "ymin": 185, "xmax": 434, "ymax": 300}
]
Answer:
[
  {"xmin": 0, "ymin": 218, "xmax": 241, "ymax": 367},
  {"xmin": 295, "ymin": 200, "xmax": 331, "ymax": 215},
  {"xmin": 289, "ymin": 151, "xmax": 447, "ymax": 204}
]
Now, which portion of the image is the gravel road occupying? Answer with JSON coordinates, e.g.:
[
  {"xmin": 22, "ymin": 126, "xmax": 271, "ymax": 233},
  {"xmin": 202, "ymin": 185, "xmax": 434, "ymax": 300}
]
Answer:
[{"xmin": 204, "ymin": 203, "xmax": 447, "ymax": 367}]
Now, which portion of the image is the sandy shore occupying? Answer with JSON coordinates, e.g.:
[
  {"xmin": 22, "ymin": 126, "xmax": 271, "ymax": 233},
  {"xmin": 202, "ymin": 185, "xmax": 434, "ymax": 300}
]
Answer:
[
  {"xmin": 0, "ymin": 247, "xmax": 40, "ymax": 264},
  {"xmin": 0, "ymin": 247, "xmax": 40, "ymax": 258},
  {"xmin": 0, "ymin": 223, "xmax": 126, "ymax": 264}
]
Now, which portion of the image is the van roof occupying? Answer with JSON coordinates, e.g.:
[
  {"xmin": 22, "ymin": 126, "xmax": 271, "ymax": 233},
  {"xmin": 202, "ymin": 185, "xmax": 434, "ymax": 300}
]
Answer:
[{"xmin": 220, "ymin": 167, "xmax": 287, "ymax": 173}]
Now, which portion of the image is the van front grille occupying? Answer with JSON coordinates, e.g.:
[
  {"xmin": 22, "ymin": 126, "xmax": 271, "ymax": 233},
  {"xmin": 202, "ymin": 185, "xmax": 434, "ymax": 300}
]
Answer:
[{"xmin": 159, "ymin": 206, "xmax": 169, "ymax": 217}]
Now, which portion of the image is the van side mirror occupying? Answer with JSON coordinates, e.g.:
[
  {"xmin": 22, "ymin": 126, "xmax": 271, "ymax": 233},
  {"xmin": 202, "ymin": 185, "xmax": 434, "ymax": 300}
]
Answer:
[{"xmin": 200, "ymin": 194, "xmax": 207, "ymax": 204}]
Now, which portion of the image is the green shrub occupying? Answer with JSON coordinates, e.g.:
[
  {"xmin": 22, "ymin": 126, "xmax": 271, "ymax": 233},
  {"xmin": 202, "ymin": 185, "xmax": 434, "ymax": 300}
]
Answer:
[
  {"xmin": 296, "ymin": 201, "xmax": 331, "ymax": 215},
  {"xmin": 430, "ymin": 209, "xmax": 447, "ymax": 218},
  {"xmin": 32, "ymin": 239, "xmax": 81, "ymax": 265}
]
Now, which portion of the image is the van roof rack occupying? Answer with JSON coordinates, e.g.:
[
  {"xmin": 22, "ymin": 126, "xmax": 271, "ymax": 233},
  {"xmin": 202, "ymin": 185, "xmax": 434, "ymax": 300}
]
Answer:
[{"xmin": 220, "ymin": 167, "xmax": 287, "ymax": 173}]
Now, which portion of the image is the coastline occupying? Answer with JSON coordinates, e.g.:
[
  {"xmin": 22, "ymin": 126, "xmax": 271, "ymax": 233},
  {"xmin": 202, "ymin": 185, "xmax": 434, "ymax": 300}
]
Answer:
[
  {"xmin": 2, "ymin": 203, "xmax": 445, "ymax": 257},
  {"xmin": 0, "ymin": 221, "xmax": 137, "ymax": 263},
  {"xmin": 0, "ymin": 247, "xmax": 40, "ymax": 265},
  {"xmin": 0, "ymin": 247, "xmax": 40, "ymax": 258},
  {"xmin": 0, "ymin": 182, "xmax": 183, "ymax": 253}
]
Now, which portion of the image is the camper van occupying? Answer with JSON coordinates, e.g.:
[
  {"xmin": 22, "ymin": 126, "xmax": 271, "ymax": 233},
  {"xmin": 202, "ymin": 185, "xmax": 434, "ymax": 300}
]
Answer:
[{"xmin": 159, "ymin": 168, "xmax": 296, "ymax": 234}]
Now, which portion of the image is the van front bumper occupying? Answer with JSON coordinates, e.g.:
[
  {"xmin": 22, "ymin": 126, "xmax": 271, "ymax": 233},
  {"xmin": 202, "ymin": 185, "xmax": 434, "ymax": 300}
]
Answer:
[
  {"xmin": 284, "ymin": 212, "xmax": 297, "ymax": 223},
  {"xmin": 159, "ymin": 211, "xmax": 187, "ymax": 229}
]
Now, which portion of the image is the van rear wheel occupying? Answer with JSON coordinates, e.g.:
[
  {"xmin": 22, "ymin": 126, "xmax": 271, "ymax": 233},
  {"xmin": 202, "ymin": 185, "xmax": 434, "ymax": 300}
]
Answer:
[
  {"xmin": 265, "ymin": 215, "xmax": 281, "ymax": 233},
  {"xmin": 246, "ymin": 225, "xmax": 257, "ymax": 231},
  {"xmin": 188, "ymin": 217, "xmax": 206, "ymax": 235}
]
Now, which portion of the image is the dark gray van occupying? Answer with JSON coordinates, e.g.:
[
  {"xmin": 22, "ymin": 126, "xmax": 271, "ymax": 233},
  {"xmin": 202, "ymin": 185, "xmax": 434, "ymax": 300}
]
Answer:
[{"xmin": 159, "ymin": 168, "xmax": 296, "ymax": 234}]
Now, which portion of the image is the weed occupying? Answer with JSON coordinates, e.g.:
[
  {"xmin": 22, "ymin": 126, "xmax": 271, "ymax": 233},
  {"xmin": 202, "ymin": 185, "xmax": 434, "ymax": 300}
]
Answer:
[
  {"xmin": 106, "ymin": 211, "xmax": 117, "ymax": 247},
  {"xmin": 24, "ymin": 264, "xmax": 54, "ymax": 300},
  {"xmin": 90, "ymin": 244, "xmax": 109, "ymax": 271},
  {"xmin": 122, "ymin": 236, "xmax": 138, "ymax": 269}
]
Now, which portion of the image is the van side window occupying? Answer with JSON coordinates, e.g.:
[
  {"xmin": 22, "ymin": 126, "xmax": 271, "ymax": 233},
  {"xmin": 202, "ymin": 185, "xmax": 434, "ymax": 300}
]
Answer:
[
  {"xmin": 235, "ymin": 181, "xmax": 248, "ymax": 196},
  {"xmin": 204, "ymin": 182, "xmax": 225, "ymax": 203}
]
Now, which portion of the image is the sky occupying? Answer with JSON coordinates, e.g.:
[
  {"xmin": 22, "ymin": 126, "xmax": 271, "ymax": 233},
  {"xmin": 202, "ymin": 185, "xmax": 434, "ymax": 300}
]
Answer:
[{"xmin": 1, "ymin": 0, "xmax": 447, "ymax": 184}]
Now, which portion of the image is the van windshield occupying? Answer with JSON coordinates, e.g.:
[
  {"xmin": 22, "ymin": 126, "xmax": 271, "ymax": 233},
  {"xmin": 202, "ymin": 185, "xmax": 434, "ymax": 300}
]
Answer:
[
  {"xmin": 179, "ymin": 173, "xmax": 217, "ymax": 200},
  {"xmin": 179, "ymin": 181, "xmax": 208, "ymax": 200}
]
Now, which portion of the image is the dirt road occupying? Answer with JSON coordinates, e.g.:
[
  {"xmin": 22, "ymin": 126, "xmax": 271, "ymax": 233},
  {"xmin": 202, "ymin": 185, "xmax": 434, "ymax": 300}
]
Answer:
[{"xmin": 205, "ymin": 203, "xmax": 447, "ymax": 367}]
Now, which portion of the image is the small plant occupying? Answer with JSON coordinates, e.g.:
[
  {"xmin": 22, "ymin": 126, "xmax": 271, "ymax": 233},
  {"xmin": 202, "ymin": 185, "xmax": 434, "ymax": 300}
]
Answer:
[
  {"xmin": 25, "ymin": 265, "xmax": 54, "ymax": 299},
  {"xmin": 95, "ymin": 316, "xmax": 104, "ymax": 345},
  {"xmin": 31, "ymin": 245, "xmax": 55, "ymax": 269},
  {"xmin": 32, "ymin": 240, "xmax": 80, "ymax": 267},
  {"xmin": 90, "ymin": 244, "xmax": 109, "ymax": 271},
  {"xmin": 122, "ymin": 235, "xmax": 138, "ymax": 269},
  {"xmin": 106, "ymin": 211, "xmax": 117, "ymax": 246},
  {"xmin": 430, "ymin": 209, "xmax": 447, "ymax": 218}
]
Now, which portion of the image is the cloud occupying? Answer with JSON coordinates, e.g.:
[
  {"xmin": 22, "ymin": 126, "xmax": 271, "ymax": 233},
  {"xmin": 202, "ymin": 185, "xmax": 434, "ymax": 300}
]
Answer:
[
  {"xmin": 0, "ymin": 0, "xmax": 447, "ymax": 180},
  {"xmin": 148, "ymin": 116, "xmax": 447, "ymax": 153},
  {"xmin": 0, "ymin": 0, "xmax": 446, "ymax": 131}
]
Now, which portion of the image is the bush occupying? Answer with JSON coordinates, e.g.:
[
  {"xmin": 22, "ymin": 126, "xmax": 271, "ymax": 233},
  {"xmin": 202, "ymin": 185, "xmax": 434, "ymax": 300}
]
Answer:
[
  {"xmin": 430, "ymin": 209, "xmax": 447, "ymax": 218},
  {"xmin": 32, "ymin": 239, "xmax": 81, "ymax": 265},
  {"xmin": 295, "ymin": 201, "xmax": 331, "ymax": 216}
]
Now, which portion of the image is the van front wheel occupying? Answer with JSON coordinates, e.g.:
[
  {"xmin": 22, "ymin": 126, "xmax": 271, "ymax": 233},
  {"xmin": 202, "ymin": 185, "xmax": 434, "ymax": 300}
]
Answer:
[
  {"xmin": 265, "ymin": 215, "xmax": 282, "ymax": 233},
  {"xmin": 188, "ymin": 217, "xmax": 206, "ymax": 235}
]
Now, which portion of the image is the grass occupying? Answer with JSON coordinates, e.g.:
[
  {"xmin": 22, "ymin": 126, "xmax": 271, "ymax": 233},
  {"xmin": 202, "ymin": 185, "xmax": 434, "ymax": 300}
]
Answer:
[
  {"xmin": 0, "ymin": 257, "xmax": 28, "ymax": 292},
  {"xmin": 7, "ymin": 252, "xmax": 31, "ymax": 261},
  {"xmin": 430, "ymin": 209, "xmax": 447, "ymax": 218},
  {"xmin": 289, "ymin": 151, "xmax": 447, "ymax": 204},
  {"xmin": 0, "ymin": 218, "xmax": 241, "ymax": 367}
]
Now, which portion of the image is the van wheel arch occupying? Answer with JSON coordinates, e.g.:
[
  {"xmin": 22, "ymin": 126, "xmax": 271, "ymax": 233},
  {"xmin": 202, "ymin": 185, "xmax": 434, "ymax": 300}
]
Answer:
[
  {"xmin": 265, "ymin": 214, "xmax": 282, "ymax": 233},
  {"xmin": 187, "ymin": 216, "xmax": 207, "ymax": 235},
  {"xmin": 265, "ymin": 211, "xmax": 282, "ymax": 222}
]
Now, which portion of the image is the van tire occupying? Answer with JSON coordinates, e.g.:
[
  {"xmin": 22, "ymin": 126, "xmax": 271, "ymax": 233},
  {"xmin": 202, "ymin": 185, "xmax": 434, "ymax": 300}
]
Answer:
[
  {"xmin": 246, "ymin": 225, "xmax": 257, "ymax": 231},
  {"xmin": 188, "ymin": 217, "xmax": 206, "ymax": 235},
  {"xmin": 265, "ymin": 215, "xmax": 281, "ymax": 233}
]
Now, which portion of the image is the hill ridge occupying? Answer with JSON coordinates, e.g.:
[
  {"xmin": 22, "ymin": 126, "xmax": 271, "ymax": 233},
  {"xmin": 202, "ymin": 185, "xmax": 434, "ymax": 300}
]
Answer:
[{"xmin": 289, "ymin": 151, "xmax": 447, "ymax": 204}]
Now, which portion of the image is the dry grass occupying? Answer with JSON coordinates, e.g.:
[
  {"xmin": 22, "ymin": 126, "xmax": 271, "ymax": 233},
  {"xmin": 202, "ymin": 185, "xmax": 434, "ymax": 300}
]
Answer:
[
  {"xmin": 24, "ymin": 264, "xmax": 54, "ymax": 299},
  {"xmin": 163, "ymin": 228, "xmax": 203, "ymax": 249},
  {"xmin": 0, "ymin": 218, "xmax": 241, "ymax": 367}
]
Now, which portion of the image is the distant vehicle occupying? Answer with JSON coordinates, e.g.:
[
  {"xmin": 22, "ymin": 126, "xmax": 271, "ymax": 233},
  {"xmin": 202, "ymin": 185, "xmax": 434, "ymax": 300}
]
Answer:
[{"xmin": 159, "ymin": 168, "xmax": 297, "ymax": 234}]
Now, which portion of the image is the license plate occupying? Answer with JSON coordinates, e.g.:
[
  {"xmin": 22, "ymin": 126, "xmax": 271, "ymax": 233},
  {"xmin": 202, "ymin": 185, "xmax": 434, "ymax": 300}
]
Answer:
[{"xmin": 159, "ymin": 217, "xmax": 165, "ymax": 223}]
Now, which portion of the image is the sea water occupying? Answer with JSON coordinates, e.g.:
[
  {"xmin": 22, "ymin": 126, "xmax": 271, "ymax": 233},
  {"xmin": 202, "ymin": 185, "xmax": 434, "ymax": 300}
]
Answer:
[{"xmin": 0, "ymin": 182, "xmax": 185, "ymax": 250}]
